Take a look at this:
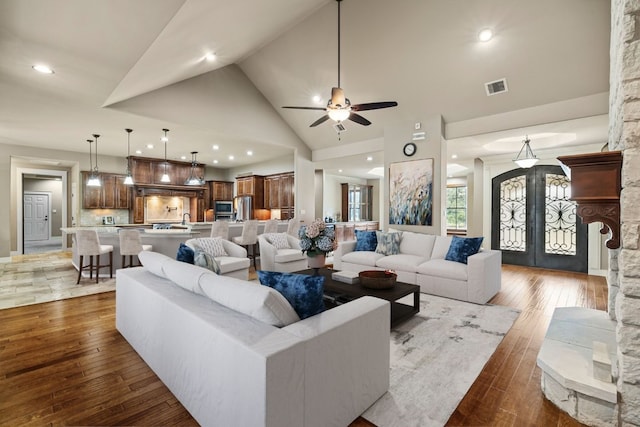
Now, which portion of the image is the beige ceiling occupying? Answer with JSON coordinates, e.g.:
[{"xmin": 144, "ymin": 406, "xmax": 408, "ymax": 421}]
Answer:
[{"xmin": 0, "ymin": 0, "xmax": 611, "ymax": 176}]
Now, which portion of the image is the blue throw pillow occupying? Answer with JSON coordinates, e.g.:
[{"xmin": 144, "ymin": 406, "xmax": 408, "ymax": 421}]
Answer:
[
  {"xmin": 445, "ymin": 236, "xmax": 484, "ymax": 264},
  {"xmin": 257, "ymin": 271, "xmax": 325, "ymax": 320},
  {"xmin": 354, "ymin": 230, "xmax": 377, "ymax": 252},
  {"xmin": 176, "ymin": 243, "xmax": 194, "ymax": 264}
]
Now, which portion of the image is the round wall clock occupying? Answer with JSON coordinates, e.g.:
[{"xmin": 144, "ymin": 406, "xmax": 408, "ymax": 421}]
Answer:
[{"xmin": 403, "ymin": 142, "xmax": 417, "ymax": 156}]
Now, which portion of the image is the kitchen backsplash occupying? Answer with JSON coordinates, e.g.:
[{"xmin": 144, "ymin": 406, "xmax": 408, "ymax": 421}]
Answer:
[
  {"xmin": 79, "ymin": 209, "xmax": 130, "ymax": 226},
  {"xmin": 146, "ymin": 196, "xmax": 190, "ymax": 223}
]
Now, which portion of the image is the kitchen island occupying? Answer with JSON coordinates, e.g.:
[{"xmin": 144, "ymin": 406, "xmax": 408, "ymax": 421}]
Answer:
[
  {"xmin": 60, "ymin": 220, "xmax": 292, "ymax": 275},
  {"xmin": 61, "ymin": 226, "xmax": 201, "ymax": 273}
]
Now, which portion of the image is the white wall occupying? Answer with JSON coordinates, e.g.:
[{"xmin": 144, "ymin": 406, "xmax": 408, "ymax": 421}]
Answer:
[{"xmin": 383, "ymin": 115, "xmax": 446, "ymax": 234}]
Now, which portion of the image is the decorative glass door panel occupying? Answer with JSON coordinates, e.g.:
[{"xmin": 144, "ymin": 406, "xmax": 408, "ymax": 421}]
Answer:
[
  {"xmin": 492, "ymin": 166, "xmax": 587, "ymax": 272},
  {"xmin": 499, "ymin": 175, "xmax": 527, "ymax": 252}
]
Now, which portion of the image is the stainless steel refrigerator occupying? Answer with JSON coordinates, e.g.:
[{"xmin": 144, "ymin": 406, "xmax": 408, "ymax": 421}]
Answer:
[{"xmin": 234, "ymin": 195, "xmax": 252, "ymax": 221}]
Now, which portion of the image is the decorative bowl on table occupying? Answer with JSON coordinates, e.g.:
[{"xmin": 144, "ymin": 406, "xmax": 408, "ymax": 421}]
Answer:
[{"xmin": 358, "ymin": 270, "xmax": 397, "ymax": 289}]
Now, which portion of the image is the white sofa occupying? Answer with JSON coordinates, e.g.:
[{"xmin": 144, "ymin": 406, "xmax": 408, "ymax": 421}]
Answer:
[
  {"xmin": 258, "ymin": 233, "xmax": 308, "ymax": 272},
  {"xmin": 185, "ymin": 237, "xmax": 250, "ymax": 280},
  {"xmin": 116, "ymin": 251, "xmax": 390, "ymax": 427},
  {"xmin": 334, "ymin": 231, "xmax": 501, "ymax": 304}
]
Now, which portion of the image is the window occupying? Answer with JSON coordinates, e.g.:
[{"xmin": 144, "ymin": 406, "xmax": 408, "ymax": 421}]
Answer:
[{"xmin": 446, "ymin": 186, "xmax": 467, "ymax": 230}]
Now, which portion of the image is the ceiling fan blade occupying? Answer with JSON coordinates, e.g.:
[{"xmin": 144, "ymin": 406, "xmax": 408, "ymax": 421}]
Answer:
[
  {"xmin": 351, "ymin": 101, "xmax": 398, "ymax": 112},
  {"xmin": 282, "ymin": 106, "xmax": 327, "ymax": 111},
  {"xmin": 348, "ymin": 113, "xmax": 372, "ymax": 126},
  {"xmin": 310, "ymin": 115, "xmax": 330, "ymax": 127}
]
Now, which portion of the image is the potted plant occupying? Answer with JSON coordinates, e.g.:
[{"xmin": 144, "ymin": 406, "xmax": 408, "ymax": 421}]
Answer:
[{"xmin": 298, "ymin": 219, "xmax": 338, "ymax": 269}]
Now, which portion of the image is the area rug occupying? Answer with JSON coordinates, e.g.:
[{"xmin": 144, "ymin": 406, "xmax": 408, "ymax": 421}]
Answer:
[
  {"xmin": 363, "ymin": 293, "xmax": 520, "ymax": 427},
  {"xmin": 0, "ymin": 252, "xmax": 115, "ymax": 310}
]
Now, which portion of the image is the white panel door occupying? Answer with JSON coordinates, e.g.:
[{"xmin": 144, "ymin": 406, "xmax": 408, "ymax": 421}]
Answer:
[{"xmin": 24, "ymin": 193, "xmax": 49, "ymax": 241}]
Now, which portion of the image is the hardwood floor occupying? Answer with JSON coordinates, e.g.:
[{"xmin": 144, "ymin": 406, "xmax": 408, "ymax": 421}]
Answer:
[{"xmin": 0, "ymin": 264, "xmax": 605, "ymax": 426}]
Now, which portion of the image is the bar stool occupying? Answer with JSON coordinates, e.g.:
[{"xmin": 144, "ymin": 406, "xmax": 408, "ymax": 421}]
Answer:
[
  {"xmin": 210, "ymin": 221, "xmax": 229, "ymax": 240},
  {"xmin": 232, "ymin": 220, "xmax": 258, "ymax": 268},
  {"xmin": 263, "ymin": 219, "xmax": 279, "ymax": 234},
  {"xmin": 287, "ymin": 217, "xmax": 300, "ymax": 237},
  {"xmin": 75, "ymin": 229, "xmax": 114, "ymax": 284},
  {"xmin": 119, "ymin": 229, "xmax": 153, "ymax": 268}
]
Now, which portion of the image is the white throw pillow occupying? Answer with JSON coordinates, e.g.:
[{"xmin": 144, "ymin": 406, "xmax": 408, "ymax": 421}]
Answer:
[
  {"xmin": 194, "ymin": 237, "xmax": 228, "ymax": 257},
  {"xmin": 265, "ymin": 233, "xmax": 290, "ymax": 249},
  {"xmin": 198, "ymin": 274, "xmax": 300, "ymax": 327},
  {"xmin": 138, "ymin": 251, "xmax": 170, "ymax": 278}
]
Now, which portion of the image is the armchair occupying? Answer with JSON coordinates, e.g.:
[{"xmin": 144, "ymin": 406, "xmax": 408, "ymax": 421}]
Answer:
[
  {"xmin": 185, "ymin": 237, "xmax": 250, "ymax": 280},
  {"xmin": 258, "ymin": 234, "xmax": 308, "ymax": 272}
]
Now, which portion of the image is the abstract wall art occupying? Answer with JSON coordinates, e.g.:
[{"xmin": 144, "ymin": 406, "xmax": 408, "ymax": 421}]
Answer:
[{"xmin": 389, "ymin": 158, "xmax": 433, "ymax": 226}]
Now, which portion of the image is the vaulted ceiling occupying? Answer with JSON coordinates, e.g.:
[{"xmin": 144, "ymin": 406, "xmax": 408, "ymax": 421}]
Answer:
[{"xmin": 0, "ymin": 0, "xmax": 611, "ymax": 176}]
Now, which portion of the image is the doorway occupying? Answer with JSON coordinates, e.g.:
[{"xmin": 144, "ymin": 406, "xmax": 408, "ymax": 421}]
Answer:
[
  {"xmin": 16, "ymin": 166, "xmax": 69, "ymax": 255},
  {"xmin": 491, "ymin": 165, "xmax": 588, "ymax": 273}
]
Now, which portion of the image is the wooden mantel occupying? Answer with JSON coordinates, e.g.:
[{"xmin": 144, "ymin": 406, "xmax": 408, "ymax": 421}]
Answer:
[{"xmin": 557, "ymin": 151, "xmax": 622, "ymax": 249}]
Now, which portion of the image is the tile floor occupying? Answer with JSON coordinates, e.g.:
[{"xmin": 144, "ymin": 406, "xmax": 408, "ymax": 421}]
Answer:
[{"xmin": 0, "ymin": 251, "xmax": 115, "ymax": 310}]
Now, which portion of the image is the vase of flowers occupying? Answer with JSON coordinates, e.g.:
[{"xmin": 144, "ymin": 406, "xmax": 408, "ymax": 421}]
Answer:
[{"xmin": 298, "ymin": 219, "xmax": 338, "ymax": 271}]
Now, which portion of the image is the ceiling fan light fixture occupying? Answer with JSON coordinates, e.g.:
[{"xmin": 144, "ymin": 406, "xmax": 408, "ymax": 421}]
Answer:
[
  {"xmin": 513, "ymin": 136, "xmax": 539, "ymax": 168},
  {"xmin": 328, "ymin": 108, "xmax": 350, "ymax": 122}
]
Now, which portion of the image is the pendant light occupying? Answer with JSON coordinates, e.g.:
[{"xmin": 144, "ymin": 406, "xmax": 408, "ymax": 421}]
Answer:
[
  {"xmin": 86, "ymin": 136, "xmax": 101, "ymax": 187},
  {"xmin": 86, "ymin": 139, "xmax": 100, "ymax": 187},
  {"xmin": 160, "ymin": 128, "xmax": 170, "ymax": 183},
  {"xmin": 185, "ymin": 151, "xmax": 205, "ymax": 185},
  {"xmin": 513, "ymin": 135, "xmax": 539, "ymax": 168},
  {"xmin": 123, "ymin": 128, "xmax": 134, "ymax": 185}
]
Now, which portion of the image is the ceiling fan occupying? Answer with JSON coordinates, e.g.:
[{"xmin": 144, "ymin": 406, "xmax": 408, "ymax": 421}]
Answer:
[{"xmin": 282, "ymin": 0, "xmax": 398, "ymax": 128}]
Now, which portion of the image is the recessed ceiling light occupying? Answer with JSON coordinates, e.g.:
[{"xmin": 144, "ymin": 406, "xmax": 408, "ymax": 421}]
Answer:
[
  {"xmin": 451, "ymin": 154, "xmax": 458, "ymax": 159},
  {"xmin": 228, "ymin": 155, "xmax": 234, "ymax": 160},
  {"xmin": 366, "ymin": 156, "xmax": 373, "ymax": 161},
  {"xmin": 247, "ymin": 150, "xmax": 253, "ymax": 156},
  {"xmin": 213, "ymin": 159, "xmax": 219, "ymax": 164},
  {"xmin": 205, "ymin": 53, "xmax": 216, "ymax": 62},
  {"xmin": 478, "ymin": 28, "xmax": 493, "ymax": 42},
  {"xmin": 338, "ymin": 169, "xmax": 343, "ymax": 173},
  {"xmin": 32, "ymin": 64, "xmax": 54, "ymax": 74},
  {"xmin": 312, "ymin": 95, "xmax": 322, "ymax": 103},
  {"xmin": 212, "ymin": 145, "xmax": 219, "ymax": 150},
  {"xmin": 146, "ymin": 144, "xmax": 154, "ymax": 149},
  {"xmin": 180, "ymin": 155, "xmax": 186, "ymax": 160},
  {"xmin": 135, "ymin": 150, "xmax": 142, "ymax": 154}
]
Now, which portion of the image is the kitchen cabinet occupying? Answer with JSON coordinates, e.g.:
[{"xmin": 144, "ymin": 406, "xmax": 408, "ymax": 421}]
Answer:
[
  {"xmin": 82, "ymin": 171, "xmax": 130, "ymax": 209},
  {"xmin": 209, "ymin": 181, "xmax": 234, "ymax": 201},
  {"xmin": 130, "ymin": 156, "xmax": 205, "ymax": 187},
  {"xmin": 236, "ymin": 175, "xmax": 264, "ymax": 208},
  {"xmin": 263, "ymin": 172, "xmax": 294, "ymax": 218}
]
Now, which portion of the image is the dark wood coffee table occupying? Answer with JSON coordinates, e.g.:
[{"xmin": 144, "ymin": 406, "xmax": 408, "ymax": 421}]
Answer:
[{"xmin": 297, "ymin": 268, "xmax": 420, "ymax": 327}]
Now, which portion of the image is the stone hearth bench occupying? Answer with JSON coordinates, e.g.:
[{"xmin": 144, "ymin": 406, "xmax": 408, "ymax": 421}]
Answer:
[{"xmin": 536, "ymin": 307, "xmax": 617, "ymax": 427}]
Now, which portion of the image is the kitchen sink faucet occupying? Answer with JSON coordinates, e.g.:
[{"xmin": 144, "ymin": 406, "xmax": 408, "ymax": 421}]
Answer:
[{"xmin": 182, "ymin": 213, "xmax": 191, "ymax": 225}]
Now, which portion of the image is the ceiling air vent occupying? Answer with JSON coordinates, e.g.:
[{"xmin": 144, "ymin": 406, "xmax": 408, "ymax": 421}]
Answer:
[
  {"xmin": 485, "ymin": 78, "xmax": 508, "ymax": 96},
  {"xmin": 333, "ymin": 122, "xmax": 347, "ymax": 133}
]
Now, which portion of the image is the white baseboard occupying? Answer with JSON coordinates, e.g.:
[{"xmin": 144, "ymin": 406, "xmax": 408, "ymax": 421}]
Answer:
[{"xmin": 588, "ymin": 269, "xmax": 607, "ymax": 277}]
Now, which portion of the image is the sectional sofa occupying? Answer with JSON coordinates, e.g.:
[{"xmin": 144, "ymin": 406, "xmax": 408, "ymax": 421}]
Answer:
[
  {"xmin": 334, "ymin": 231, "xmax": 501, "ymax": 304},
  {"xmin": 116, "ymin": 251, "xmax": 390, "ymax": 427}
]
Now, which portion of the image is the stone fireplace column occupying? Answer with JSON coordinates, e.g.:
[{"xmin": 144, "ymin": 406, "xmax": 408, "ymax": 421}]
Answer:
[{"xmin": 610, "ymin": 0, "xmax": 640, "ymax": 424}]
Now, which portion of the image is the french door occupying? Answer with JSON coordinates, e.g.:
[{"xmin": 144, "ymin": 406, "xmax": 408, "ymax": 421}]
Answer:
[{"xmin": 491, "ymin": 165, "xmax": 588, "ymax": 273}]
